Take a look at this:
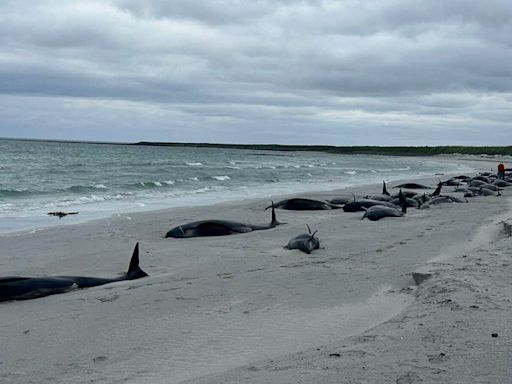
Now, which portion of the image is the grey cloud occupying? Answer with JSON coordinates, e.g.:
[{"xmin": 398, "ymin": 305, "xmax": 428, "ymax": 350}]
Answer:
[{"xmin": 0, "ymin": 0, "xmax": 511, "ymax": 144}]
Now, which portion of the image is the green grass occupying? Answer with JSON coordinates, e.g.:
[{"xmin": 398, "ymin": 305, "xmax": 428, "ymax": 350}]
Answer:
[{"xmin": 132, "ymin": 142, "xmax": 512, "ymax": 156}]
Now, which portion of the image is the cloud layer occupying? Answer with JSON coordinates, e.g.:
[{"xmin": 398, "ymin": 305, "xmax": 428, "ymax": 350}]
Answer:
[{"xmin": 1, "ymin": 0, "xmax": 511, "ymax": 144}]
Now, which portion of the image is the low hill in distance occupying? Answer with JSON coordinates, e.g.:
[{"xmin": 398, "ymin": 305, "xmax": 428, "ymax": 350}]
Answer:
[{"xmin": 132, "ymin": 142, "xmax": 512, "ymax": 157}]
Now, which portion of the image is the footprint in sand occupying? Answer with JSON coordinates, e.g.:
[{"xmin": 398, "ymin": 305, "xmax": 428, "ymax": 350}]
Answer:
[
  {"xmin": 217, "ymin": 273, "xmax": 234, "ymax": 279},
  {"xmin": 97, "ymin": 294, "xmax": 119, "ymax": 302},
  {"xmin": 92, "ymin": 356, "xmax": 108, "ymax": 363},
  {"xmin": 396, "ymin": 371, "xmax": 423, "ymax": 384},
  {"xmin": 427, "ymin": 352, "xmax": 449, "ymax": 364}
]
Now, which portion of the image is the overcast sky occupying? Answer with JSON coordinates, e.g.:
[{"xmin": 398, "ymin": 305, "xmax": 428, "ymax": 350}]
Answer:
[{"xmin": 0, "ymin": 0, "xmax": 511, "ymax": 145}]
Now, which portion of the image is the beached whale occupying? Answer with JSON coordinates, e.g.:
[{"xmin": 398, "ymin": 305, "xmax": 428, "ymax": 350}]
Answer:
[
  {"xmin": 392, "ymin": 183, "xmax": 432, "ymax": 189},
  {"xmin": 328, "ymin": 196, "xmax": 352, "ymax": 205},
  {"xmin": 440, "ymin": 178, "xmax": 460, "ymax": 186},
  {"xmin": 285, "ymin": 226, "xmax": 319, "ymax": 254},
  {"xmin": 165, "ymin": 203, "xmax": 280, "ymax": 238},
  {"xmin": 391, "ymin": 196, "xmax": 421, "ymax": 208},
  {"xmin": 473, "ymin": 175, "xmax": 492, "ymax": 183},
  {"xmin": 268, "ymin": 198, "xmax": 342, "ymax": 210},
  {"xmin": 478, "ymin": 188, "xmax": 501, "ymax": 196},
  {"xmin": 0, "ymin": 243, "xmax": 147, "ymax": 302},
  {"xmin": 361, "ymin": 205, "xmax": 404, "ymax": 221},
  {"xmin": 391, "ymin": 190, "xmax": 419, "ymax": 199},
  {"xmin": 365, "ymin": 194, "xmax": 393, "ymax": 202},
  {"xmin": 494, "ymin": 180, "xmax": 512, "ymax": 187},
  {"xmin": 343, "ymin": 199, "xmax": 398, "ymax": 212},
  {"xmin": 420, "ymin": 195, "xmax": 467, "ymax": 209}
]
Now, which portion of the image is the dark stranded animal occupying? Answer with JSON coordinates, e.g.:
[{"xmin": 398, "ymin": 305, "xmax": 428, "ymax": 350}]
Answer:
[
  {"xmin": 0, "ymin": 243, "xmax": 147, "ymax": 302},
  {"xmin": 285, "ymin": 225, "xmax": 320, "ymax": 254},
  {"xmin": 166, "ymin": 202, "xmax": 280, "ymax": 238}
]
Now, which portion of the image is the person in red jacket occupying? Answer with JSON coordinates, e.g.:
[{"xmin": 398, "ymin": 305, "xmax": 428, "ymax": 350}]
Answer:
[{"xmin": 498, "ymin": 162, "xmax": 505, "ymax": 179}]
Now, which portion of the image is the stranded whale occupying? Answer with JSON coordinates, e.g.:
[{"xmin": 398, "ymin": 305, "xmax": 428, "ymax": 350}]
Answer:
[
  {"xmin": 285, "ymin": 225, "xmax": 320, "ymax": 254},
  {"xmin": 0, "ymin": 243, "xmax": 147, "ymax": 302},
  {"xmin": 268, "ymin": 198, "xmax": 342, "ymax": 210},
  {"xmin": 166, "ymin": 203, "xmax": 280, "ymax": 238}
]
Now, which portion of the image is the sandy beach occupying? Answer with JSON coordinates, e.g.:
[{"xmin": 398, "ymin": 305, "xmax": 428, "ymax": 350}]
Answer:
[{"xmin": 1, "ymin": 170, "xmax": 511, "ymax": 384}]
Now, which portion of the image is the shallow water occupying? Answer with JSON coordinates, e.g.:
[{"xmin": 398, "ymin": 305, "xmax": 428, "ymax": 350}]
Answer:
[{"xmin": 0, "ymin": 139, "xmax": 476, "ymax": 233}]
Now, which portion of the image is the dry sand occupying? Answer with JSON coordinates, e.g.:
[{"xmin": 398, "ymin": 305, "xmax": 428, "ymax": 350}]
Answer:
[{"xmin": 1, "ymin": 173, "xmax": 511, "ymax": 383}]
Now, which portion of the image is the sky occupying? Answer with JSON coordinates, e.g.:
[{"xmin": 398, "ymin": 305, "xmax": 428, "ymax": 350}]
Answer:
[{"xmin": 0, "ymin": 0, "xmax": 511, "ymax": 145}]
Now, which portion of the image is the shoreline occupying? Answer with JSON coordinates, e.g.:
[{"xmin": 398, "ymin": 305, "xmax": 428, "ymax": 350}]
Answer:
[
  {"xmin": 1, "ymin": 169, "xmax": 510, "ymax": 383},
  {"xmin": 0, "ymin": 156, "xmax": 487, "ymax": 237}
]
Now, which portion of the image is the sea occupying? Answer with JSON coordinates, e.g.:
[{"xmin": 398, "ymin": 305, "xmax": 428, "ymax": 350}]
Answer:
[{"xmin": 0, "ymin": 138, "xmax": 479, "ymax": 234}]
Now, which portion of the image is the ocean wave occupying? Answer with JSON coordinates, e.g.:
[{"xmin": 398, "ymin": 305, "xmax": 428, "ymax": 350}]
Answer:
[
  {"xmin": 0, "ymin": 188, "xmax": 31, "ymax": 197},
  {"xmin": 186, "ymin": 162, "xmax": 203, "ymax": 166},
  {"xmin": 67, "ymin": 184, "xmax": 109, "ymax": 193},
  {"xmin": 136, "ymin": 180, "xmax": 172, "ymax": 188},
  {"xmin": 212, "ymin": 176, "xmax": 231, "ymax": 181},
  {"xmin": 344, "ymin": 171, "xmax": 357, "ymax": 175},
  {"xmin": 373, "ymin": 166, "xmax": 412, "ymax": 172}
]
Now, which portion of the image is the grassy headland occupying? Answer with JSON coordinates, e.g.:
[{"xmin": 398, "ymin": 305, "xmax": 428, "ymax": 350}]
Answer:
[{"xmin": 133, "ymin": 142, "xmax": 512, "ymax": 156}]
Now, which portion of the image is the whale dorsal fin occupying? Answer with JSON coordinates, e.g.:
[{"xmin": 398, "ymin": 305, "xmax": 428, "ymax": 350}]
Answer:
[
  {"xmin": 127, "ymin": 243, "xmax": 148, "ymax": 279},
  {"xmin": 270, "ymin": 201, "xmax": 280, "ymax": 227},
  {"xmin": 432, "ymin": 182, "xmax": 442, "ymax": 197},
  {"xmin": 398, "ymin": 189, "xmax": 407, "ymax": 214},
  {"xmin": 128, "ymin": 243, "xmax": 140, "ymax": 274},
  {"xmin": 382, "ymin": 180, "xmax": 390, "ymax": 196}
]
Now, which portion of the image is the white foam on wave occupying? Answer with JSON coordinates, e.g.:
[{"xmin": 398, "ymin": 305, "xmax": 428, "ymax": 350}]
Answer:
[
  {"xmin": 93, "ymin": 184, "xmax": 107, "ymax": 189},
  {"xmin": 78, "ymin": 195, "xmax": 105, "ymax": 203},
  {"xmin": 153, "ymin": 181, "xmax": 162, "ymax": 187},
  {"xmin": 163, "ymin": 180, "xmax": 175, "ymax": 185},
  {"xmin": 189, "ymin": 177, "xmax": 199, "ymax": 181},
  {"xmin": 212, "ymin": 176, "xmax": 231, "ymax": 181},
  {"xmin": 186, "ymin": 162, "xmax": 203, "ymax": 166},
  {"xmin": 345, "ymin": 171, "xmax": 357, "ymax": 175}
]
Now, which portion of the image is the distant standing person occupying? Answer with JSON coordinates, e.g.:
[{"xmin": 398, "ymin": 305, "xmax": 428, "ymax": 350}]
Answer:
[{"xmin": 498, "ymin": 162, "xmax": 505, "ymax": 179}]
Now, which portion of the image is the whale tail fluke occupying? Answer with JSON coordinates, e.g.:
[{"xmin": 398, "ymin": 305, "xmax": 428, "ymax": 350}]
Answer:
[
  {"xmin": 127, "ymin": 243, "xmax": 148, "ymax": 279},
  {"xmin": 309, "ymin": 230, "xmax": 318, "ymax": 240}
]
